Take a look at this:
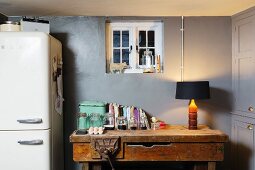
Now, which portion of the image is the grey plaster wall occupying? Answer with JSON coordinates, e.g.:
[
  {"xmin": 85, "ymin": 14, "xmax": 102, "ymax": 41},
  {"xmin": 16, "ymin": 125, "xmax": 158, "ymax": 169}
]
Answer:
[{"xmin": 42, "ymin": 16, "xmax": 231, "ymax": 170}]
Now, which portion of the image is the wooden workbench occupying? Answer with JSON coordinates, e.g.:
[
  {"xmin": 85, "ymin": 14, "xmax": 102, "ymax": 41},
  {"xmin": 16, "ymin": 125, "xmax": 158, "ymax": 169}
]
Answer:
[{"xmin": 70, "ymin": 125, "xmax": 228, "ymax": 170}]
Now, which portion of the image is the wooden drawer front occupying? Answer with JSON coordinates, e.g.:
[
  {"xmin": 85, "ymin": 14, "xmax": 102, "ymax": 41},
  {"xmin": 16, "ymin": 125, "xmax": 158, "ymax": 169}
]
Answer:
[
  {"xmin": 124, "ymin": 142, "xmax": 224, "ymax": 161},
  {"xmin": 73, "ymin": 143, "xmax": 124, "ymax": 161},
  {"xmin": 73, "ymin": 143, "xmax": 93, "ymax": 161},
  {"xmin": 73, "ymin": 143, "xmax": 104, "ymax": 161}
]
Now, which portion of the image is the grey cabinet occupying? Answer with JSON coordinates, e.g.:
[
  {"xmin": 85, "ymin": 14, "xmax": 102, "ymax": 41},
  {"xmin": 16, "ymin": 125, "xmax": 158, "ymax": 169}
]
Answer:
[
  {"xmin": 232, "ymin": 14, "xmax": 255, "ymax": 118},
  {"xmin": 232, "ymin": 115, "xmax": 255, "ymax": 170},
  {"xmin": 232, "ymin": 8, "xmax": 255, "ymax": 170}
]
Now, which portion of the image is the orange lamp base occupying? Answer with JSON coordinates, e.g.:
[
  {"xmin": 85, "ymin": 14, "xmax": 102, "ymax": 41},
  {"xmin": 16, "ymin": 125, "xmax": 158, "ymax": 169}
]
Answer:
[{"xmin": 188, "ymin": 99, "xmax": 198, "ymax": 130}]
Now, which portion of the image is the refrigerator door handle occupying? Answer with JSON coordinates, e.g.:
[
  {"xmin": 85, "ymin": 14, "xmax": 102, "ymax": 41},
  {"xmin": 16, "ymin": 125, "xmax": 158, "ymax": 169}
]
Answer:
[
  {"xmin": 18, "ymin": 139, "xmax": 44, "ymax": 145},
  {"xmin": 17, "ymin": 118, "xmax": 42, "ymax": 124}
]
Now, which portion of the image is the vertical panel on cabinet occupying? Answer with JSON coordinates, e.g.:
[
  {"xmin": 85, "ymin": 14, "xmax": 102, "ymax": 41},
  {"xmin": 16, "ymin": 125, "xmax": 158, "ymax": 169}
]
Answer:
[
  {"xmin": 234, "ymin": 16, "xmax": 255, "ymax": 55},
  {"xmin": 236, "ymin": 20, "xmax": 253, "ymax": 53},
  {"xmin": 234, "ymin": 57, "xmax": 255, "ymax": 113}
]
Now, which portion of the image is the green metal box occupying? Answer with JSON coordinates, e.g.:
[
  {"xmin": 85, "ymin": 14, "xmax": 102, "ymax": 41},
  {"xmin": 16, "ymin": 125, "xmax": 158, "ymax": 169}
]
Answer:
[
  {"xmin": 79, "ymin": 101, "xmax": 106, "ymax": 115},
  {"xmin": 78, "ymin": 101, "xmax": 106, "ymax": 128}
]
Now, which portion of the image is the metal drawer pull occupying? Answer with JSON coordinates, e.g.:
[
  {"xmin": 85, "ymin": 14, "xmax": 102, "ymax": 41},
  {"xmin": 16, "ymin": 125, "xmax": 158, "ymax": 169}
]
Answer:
[
  {"xmin": 127, "ymin": 142, "xmax": 172, "ymax": 148},
  {"xmin": 247, "ymin": 125, "xmax": 253, "ymax": 130},
  {"xmin": 18, "ymin": 140, "xmax": 43, "ymax": 145},
  {"xmin": 17, "ymin": 118, "xmax": 42, "ymax": 124},
  {"xmin": 131, "ymin": 145, "xmax": 171, "ymax": 148},
  {"xmin": 248, "ymin": 107, "xmax": 254, "ymax": 112}
]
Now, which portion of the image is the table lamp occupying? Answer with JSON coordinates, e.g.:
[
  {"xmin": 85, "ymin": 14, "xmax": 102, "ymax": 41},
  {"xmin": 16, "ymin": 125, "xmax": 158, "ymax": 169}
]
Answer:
[{"xmin": 175, "ymin": 81, "xmax": 210, "ymax": 130}]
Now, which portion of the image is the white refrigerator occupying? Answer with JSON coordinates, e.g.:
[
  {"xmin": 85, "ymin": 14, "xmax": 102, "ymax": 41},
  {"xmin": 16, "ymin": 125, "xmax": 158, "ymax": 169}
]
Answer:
[{"xmin": 0, "ymin": 32, "xmax": 64, "ymax": 170}]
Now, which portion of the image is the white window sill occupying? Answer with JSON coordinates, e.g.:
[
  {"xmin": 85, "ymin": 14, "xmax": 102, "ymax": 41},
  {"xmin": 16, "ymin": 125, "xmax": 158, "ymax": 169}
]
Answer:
[
  {"xmin": 123, "ymin": 68, "xmax": 161, "ymax": 74},
  {"xmin": 107, "ymin": 68, "xmax": 163, "ymax": 74},
  {"xmin": 123, "ymin": 68, "xmax": 144, "ymax": 73}
]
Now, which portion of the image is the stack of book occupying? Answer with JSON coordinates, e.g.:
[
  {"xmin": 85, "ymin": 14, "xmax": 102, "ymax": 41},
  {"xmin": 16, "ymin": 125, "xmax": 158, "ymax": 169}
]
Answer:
[{"xmin": 108, "ymin": 103, "xmax": 150, "ymax": 130}]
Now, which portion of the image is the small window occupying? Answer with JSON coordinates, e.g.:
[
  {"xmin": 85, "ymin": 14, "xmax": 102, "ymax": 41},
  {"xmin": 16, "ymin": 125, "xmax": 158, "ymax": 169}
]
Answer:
[
  {"xmin": 106, "ymin": 21, "xmax": 163, "ymax": 74},
  {"xmin": 113, "ymin": 30, "xmax": 130, "ymax": 65}
]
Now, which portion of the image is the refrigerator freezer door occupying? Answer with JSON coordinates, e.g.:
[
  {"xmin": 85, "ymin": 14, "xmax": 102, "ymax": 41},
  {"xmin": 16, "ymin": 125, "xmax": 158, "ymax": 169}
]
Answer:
[
  {"xmin": 0, "ymin": 129, "xmax": 51, "ymax": 170},
  {"xmin": 0, "ymin": 32, "xmax": 51, "ymax": 130}
]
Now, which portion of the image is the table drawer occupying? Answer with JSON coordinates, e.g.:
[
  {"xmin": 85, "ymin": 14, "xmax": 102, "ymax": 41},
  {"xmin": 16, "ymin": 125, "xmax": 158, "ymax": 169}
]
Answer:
[
  {"xmin": 124, "ymin": 142, "xmax": 224, "ymax": 161},
  {"xmin": 73, "ymin": 142, "xmax": 124, "ymax": 161},
  {"xmin": 73, "ymin": 143, "xmax": 92, "ymax": 161}
]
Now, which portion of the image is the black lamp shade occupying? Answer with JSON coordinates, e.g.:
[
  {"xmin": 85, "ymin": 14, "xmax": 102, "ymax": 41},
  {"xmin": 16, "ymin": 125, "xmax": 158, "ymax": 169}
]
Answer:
[{"xmin": 175, "ymin": 81, "xmax": 210, "ymax": 100}]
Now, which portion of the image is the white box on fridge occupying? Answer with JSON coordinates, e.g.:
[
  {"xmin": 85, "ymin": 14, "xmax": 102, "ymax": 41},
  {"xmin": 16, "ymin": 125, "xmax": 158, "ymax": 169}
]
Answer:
[{"xmin": 0, "ymin": 32, "xmax": 63, "ymax": 170}]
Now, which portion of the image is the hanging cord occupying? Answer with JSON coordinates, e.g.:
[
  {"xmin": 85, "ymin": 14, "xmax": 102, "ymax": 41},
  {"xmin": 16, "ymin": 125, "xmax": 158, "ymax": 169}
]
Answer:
[{"xmin": 180, "ymin": 16, "xmax": 184, "ymax": 82}]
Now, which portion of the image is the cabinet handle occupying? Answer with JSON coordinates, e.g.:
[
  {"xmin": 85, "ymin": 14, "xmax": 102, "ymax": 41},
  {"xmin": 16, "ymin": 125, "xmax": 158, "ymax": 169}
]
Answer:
[
  {"xmin": 248, "ymin": 107, "xmax": 254, "ymax": 112},
  {"xmin": 17, "ymin": 118, "xmax": 42, "ymax": 124},
  {"xmin": 18, "ymin": 140, "xmax": 43, "ymax": 145},
  {"xmin": 247, "ymin": 124, "xmax": 253, "ymax": 130}
]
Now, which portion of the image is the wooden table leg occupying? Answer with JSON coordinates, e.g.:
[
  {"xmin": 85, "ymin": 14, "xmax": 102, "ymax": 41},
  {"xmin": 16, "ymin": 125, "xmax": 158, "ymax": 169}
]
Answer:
[
  {"xmin": 208, "ymin": 162, "xmax": 216, "ymax": 170},
  {"xmin": 82, "ymin": 163, "xmax": 89, "ymax": 170},
  {"xmin": 90, "ymin": 162, "xmax": 102, "ymax": 170},
  {"xmin": 82, "ymin": 162, "xmax": 102, "ymax": 170},
  {"xmin": 194, "ymin": 162, "xmax": 207, "ymax": 170},
  {"xmin": 193, "ymin": 162, "xmax": 216, "ymax": 170}
]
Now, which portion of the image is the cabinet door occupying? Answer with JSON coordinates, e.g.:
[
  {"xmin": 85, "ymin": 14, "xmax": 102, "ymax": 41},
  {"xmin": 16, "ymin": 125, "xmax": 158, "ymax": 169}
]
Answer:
[
  {"xmin": 232, "ymin": 119, "xmax": 255, "ymax": 170},
  {"xmin": 233, "ymin": 15, "xmax": 255, "ymax": 115}
]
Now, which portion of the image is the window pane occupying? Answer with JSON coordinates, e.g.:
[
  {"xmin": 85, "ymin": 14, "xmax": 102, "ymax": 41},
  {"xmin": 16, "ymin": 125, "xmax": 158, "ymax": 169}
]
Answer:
[
  {"xmin": 113, "ymin": 49, "xmax": 120, "ymax": 63},
  {"xmin": 148, "ymin": 48, "xmax": 155, "ymax": 65},
  {"xmin": 122, "ymin": 31, "xmax": 129, "ymax": 47},
  {"xmin": 139, "ymin": 48, "xmax": 146, "ymax": 65},
  {"xmin": 148, "ymin": 31, "xmax": 155, "ymax": 47},
  {"xmin": 139, "ymin": 31, "xmax": 146, "ymax": 47},
  {"xmin": 122, "ymin": 49, "xmax": 129, "ymax": 65},
  {"xmin": 113, "ymin": 31, "xmax": 120, "ymax": 47}
]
